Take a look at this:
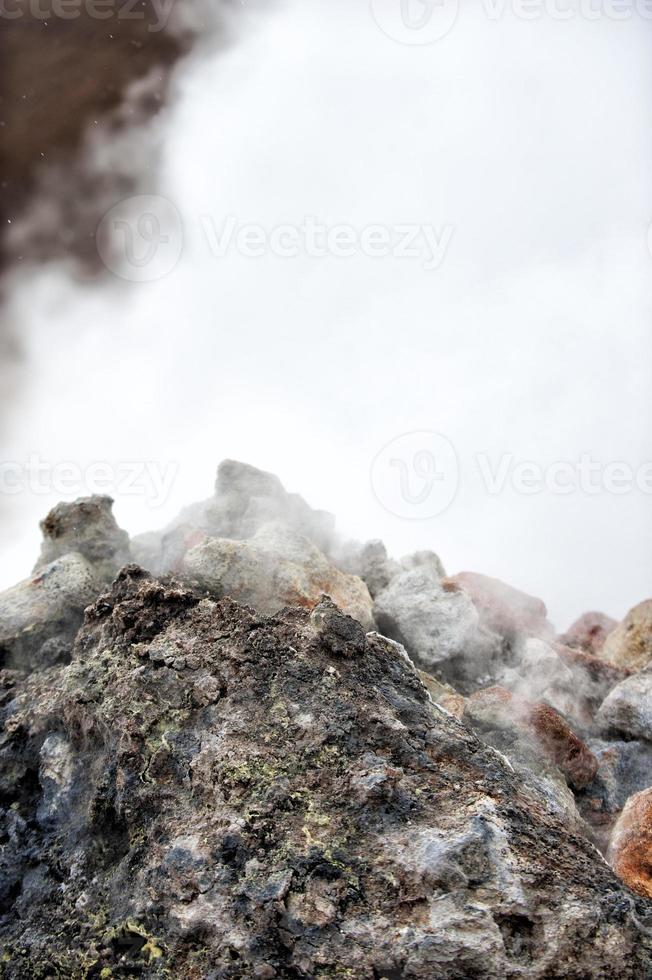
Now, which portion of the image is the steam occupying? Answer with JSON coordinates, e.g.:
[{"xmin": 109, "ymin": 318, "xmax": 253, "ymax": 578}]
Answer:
[{"xmin": 1, "ymin": 0, "xmax": 651, "ymax": 629}]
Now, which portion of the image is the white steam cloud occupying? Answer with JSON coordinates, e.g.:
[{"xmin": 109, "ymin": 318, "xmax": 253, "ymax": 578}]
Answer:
[{"xmin": 1, "ymin": 0, "xmax": 651, "ymax": 629}]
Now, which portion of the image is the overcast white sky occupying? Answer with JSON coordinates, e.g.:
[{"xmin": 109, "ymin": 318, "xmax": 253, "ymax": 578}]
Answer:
[{"xmin": 1, "ymin": 0, "xmax": 651, "ymax": 629}]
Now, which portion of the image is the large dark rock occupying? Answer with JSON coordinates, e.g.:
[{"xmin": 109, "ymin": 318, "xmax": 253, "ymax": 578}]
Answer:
[{"xmin": 0, "ymin": 567, "xmax": 650, "ymax": 978}]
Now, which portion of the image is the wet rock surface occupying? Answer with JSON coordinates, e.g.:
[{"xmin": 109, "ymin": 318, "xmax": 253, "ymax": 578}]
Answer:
[{"xmin": 0, "ymin": 568, "xmax": 650, "ymax": 978}]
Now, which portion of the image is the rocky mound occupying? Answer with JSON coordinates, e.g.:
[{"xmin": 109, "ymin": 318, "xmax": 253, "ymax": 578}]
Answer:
[
  {"xmin": 1, "ymin": 460, "xmax": 652, "ymax": 976},
  {"xmin": 1, "ymin": 568, "xmax": 650, "ymax": 978}
]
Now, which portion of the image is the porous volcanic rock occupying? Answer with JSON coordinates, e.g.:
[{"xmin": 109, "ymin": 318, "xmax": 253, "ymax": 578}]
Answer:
[
  {"xmin": 182, "ymin": 523, "xmax": 374, "ymax": 630},
  {"xmin": 0, "ymin": 553, "xmax": 102, "ymax": 672},
  {"xmin": 34, "ymin": 495, "xmax": 131, "ymax": 582},
  {"xmin": 602, "ymin": 599, "xmax": 652, "ymax": 671},
  {"xmin": 608, "ymin": 788, "xmax": 652, "ymax": 899},
  {"xmin": 0, "ymin": 568, "xmax": 650, "ymax": 977}
]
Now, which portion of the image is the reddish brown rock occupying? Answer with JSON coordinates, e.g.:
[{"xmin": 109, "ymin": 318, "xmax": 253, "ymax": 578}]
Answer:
[
  {"xmin": 447, "ymin": 571, "xmax": 551, "ymax": 639},
  {"xmin": 466, "ymin": 686, "xmax": 598, "ymax": 790},
  {"xmin": 608, "ymin": 787, "xmax": 652, "ymax": 899},
  {"xmin": 560, "ymin": 611, "xmax": 618, "ymax": 656}
]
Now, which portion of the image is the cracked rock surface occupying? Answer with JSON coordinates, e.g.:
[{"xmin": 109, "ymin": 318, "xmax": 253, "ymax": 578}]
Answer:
[{"xmin": 0, "ymin": 568, "xmax": 650, "ymax": 978}]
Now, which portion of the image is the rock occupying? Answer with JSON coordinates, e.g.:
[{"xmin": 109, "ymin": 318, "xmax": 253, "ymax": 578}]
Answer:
[
  {"xmin": 205, "ymin": 459, "xmax": 336, "ymax": 554},
  {"xmin": 0, "ymin": 553, "xmax": 102, "ymax": 672},
  {"xmin": 373, "ymin": 563, "xmax": 500, "ymax": 683},
  {"xmin": 310, "ymin": 595, "xmax": 366, "ymax": 657},
  {"xmin": 608, "ymin": 788, "xmax": 652, "ymax": 899},
  {"xmin": 560, "ymin": 611, "xmax": 618, "ymax": 656},
  {"xmin": 555, "ymin": 643, "xmax": 632, "ymax": 716},
  {"xmin": 34, "ymin": 495, "xmax": 130, "ymax": 582},
  {"xmin": 134, "ymin": 460, "xmax": 339, "ymax": 581},
  {"xmin": 447, "ymin": 571, "xmax": 551, "ymax": 640},
  {"xmin": 497, "ymin": 637, "xmax": 577, "ymax": 718},
  {"xmin": 465, "ymin": 686, "xmax": 598, "ymax": 791},
  {"xmin": 182, "ymin": 523, "xmax": 374, "ymax": 629},
  {"xmin": 590, "ymin": 740, "xmax": 652, "ymax": 814},
  {"xmin": 338, "ymin": 538, "xmax": 399, "ymax": 598},
  {"xmin": 602, "ymin": 599, "xmax": 652, "ymax": 671},
  {"xmin": 579, "ymin": 739, "xmax": 652, "ymax": 852},
  {"xmin": 0, "ymin": 570, "xmax": 649, "ymax": 976},
  {"xmin": 341, "ymin": 540, "xmax": 446, "ymax": 602},
  {"xmin": 417, "ymin": 669, "xmax": 466, "ymax": 719},
  {"xmin": 597, "ymin": 669, "xmax": 652, "ymax": 742},
  {"xmin": 400, "ymin": 549, "xmax": 446, "ymax": 580}
]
